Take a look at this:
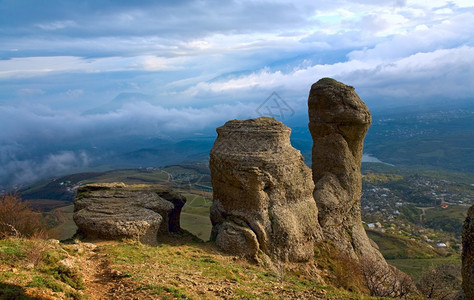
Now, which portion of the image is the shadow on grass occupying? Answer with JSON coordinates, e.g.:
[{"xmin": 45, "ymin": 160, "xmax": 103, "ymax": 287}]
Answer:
[{"xmin": 0, "ymin": 282, "xmax": 41, "ymax": 300}]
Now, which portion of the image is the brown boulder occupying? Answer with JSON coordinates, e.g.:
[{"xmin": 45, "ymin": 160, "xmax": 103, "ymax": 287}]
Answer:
[
  {"xmin": 73, "ymin": 183, "xmax": 186, "ymax": 244},
  {"xmin": 210, "ymin": 117, "xmax": 322, "ymax": 262}
]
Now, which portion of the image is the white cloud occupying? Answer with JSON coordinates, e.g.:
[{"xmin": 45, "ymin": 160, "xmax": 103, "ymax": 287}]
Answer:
[
  {"xmin": 65, "ymin": 89, "xmax": 84, "ymax": 98},
  {"xmin": 18, "ymin": 88, "xmax": 45, "ymax": 97},
  {"xmin": 0, "ymin": 150, "xmax": 89, "ymax": 188},
  {"xmin": 35, "ymin": 20, "xmax": 76, "ymax": 31},
  {"xmin": 0, "ymin": 55, "xmax": 189, "ymax": 78},
  {"xmin": 451, "ymin": 0, "xmax": 474, "ymax": 8},
  {"xmin": 0, "ymin": 100, "xmax": 261, "ymax": 187},
  {"xmin": 140, "ymin": 56, "xmax": 188, "ymax": 71},
  {"xmin": 348, "ymin": 11, "xmax": 474, "ymax": 60},
  {"xmin": 181, "ymin": 45, "xmax": 474, "ymax": 103},
  {"xmin": 0, "ymin": 101, "xmax": 256, "ymax": 145}
]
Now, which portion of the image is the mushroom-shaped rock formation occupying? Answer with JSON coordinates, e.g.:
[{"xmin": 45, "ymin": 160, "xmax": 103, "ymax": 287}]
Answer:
[
  {"xmin": 73, "ymin": 183, "xmax": 186, "ymax": 244},
  {"xmin": 210, "ymin": 117, "xmax": 322, "ymax": 262},
  {"xmin": 308, "ymin": 78, "xmax": 416, "ymax": 296}
]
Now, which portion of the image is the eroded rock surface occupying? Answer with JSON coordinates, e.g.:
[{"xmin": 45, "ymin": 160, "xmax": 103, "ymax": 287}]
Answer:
[
  {"xmin": 308, "ymin": 78, "xmax": 374, "ymax": 259},
  {"xmin": 73, "ymin": 183, "xmax": 186, "ymax": 244},
  {"xmin": 308, "ymin": 78, "xmax": 415, "ymax": 296},
  {"xmin": 210, "ymin": 117, "xmax": 321, "ymax": 262},
  {"xmin": 462, "ymin": 205, "xmax": 474, "ymax": 299}
]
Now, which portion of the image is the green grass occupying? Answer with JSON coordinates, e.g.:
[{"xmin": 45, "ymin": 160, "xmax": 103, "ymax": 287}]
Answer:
[
  {"xmin": 0, "ymin": 238, "xmax": 85, "ymax": 298},
  {"xmin": 367, "ymin": 230, "xmax": 439, "ymax": 259},
  {"xmin": 0, "ymin": 282, "xmax": 33, "ymax": 300},
  {"xmin": 0, "ymin": 238, "xmax": 38, "ymax": 264},
  {"xmin": 139, "ymin": 284, "xmax": 191, "ymax": 299},
  {"xmin": 424, "ymin": 206, "xmax": 469, "ymax": 236},
  {"xmin": 90, "ymin": 169, "xmax": 171, "ymax": 185},
  {"xmin": 43, "ymin": 264, "xmax": 85, "ymax": 290},
  {"xmin": 180, "ymin": 193, "xmax": 212, "ymax": 241},
  {"xmin": 51, "ymin": 205, "xmax": 77, "ymax": 240},
  {"xmin": 366, "ymin": 229, "xmax": 462, "ymax": 283},
  {"xmin": 28, "ymin": 275, "xmax": 65, "ymax": 292},
  {"xmin": 103, "ymin": 240, "xmax": 371, "ymax": 299},
  {"xmin": 387, "ymin": 256, "xmax": 461, "ymax": 281},
  {"xmin": 363, "ymin": 173, "xmax": 403, "ymax": 184},
  {"xmin": 1, "ymin": 237, "xmax": 384, "ymax": 299}
]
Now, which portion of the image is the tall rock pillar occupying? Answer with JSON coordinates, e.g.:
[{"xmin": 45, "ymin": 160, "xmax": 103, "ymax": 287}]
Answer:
[
  {"xmin": 308, "ymin": 78, "xmax": 416, "ymax": 297},
  {"xmin": 308, "ymin": 77, "xmax": 376, "ymax": 259}
]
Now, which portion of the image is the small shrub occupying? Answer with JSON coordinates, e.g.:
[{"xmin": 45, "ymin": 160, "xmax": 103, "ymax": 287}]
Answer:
[
  {"xmin": 0, "ymin": 193, "xmax": 48, "ymax": 238},
  {"xmin": 41, "ymin": 249, "xmax": 63, "ymax": 265},
  {"xmin": 44, "ymin": 265, "xmax": 85, "ymax": 290},
  {"xmin": 65, "ymin": 290, "xmax": 88, "ymax": 300},
  {"xmin": 314, "ymin": 242, "xmax": 368, "ymax": 294},
  {"xmin": 28, "ymin": 275, "xmax": 65, "ymax": 292},
  {"xmin": 25, "ymin": 239, "xmax": 57, "ymax": 268},
  {"xmin": 0, "ymin": 282, "xmax": 27, "ymax": 299}
]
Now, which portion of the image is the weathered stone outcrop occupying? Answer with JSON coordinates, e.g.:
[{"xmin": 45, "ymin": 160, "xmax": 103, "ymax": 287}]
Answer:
[
  {"xmin": 308, "ymin": 78, "xmax": 375, "ymax": 259},
  {"xmin": 210, "ymin": 117, "xmax": 322, "ymax": 262},
  {"xmin": 308, "ymin": 78, "xmax": 415, "ymax": 296},
  {"xmin": 73, "ymin": 183, "xmax": 186, "ymax": 244},
  {"xmin": 462, "ymin": 205, "xmax": 474, "ymax": 299}
]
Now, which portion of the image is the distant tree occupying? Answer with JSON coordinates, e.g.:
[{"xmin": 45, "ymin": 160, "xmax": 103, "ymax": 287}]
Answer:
[
  {"xmin": 417, "ymin": 264, "xmax": 461, "ymax": 299},
  {"xmin": 0, "ymin": 193, "xmax": 48, "ymax": 238},
  {"xmin": 360, "ymin": 258, "xmax": 417, "ymax": 298}
]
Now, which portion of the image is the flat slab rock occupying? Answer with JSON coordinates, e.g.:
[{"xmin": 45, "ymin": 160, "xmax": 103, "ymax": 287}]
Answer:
[{"xmin": 73, "ymin": 182, "xmax": 186, "ymax": 244}]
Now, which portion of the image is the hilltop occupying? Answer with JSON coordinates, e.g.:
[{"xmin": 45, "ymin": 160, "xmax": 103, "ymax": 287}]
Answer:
[{"xmin": 1, "ymin": 235, "xmax": 380, "ymax": 299}]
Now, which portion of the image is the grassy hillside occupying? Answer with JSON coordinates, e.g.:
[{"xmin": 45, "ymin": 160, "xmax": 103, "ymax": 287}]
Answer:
[
  {"xmin": 21, "ymin": 165, "xmax": 211, "ymax": 211},
  {"xmin": 387, "ymin": 256, "xmax": 460, "ymax": 281},
  {"xmin": 366, "ymin": 230, "xmax": 461, "ymax": 282},
  {"xmin": 180, "ymin": 193, "xmax": 212, "ymax": 241},
  {"xmin": 52, "ymin": 205, "xmax": 77, "ymax": 241},
  {"xmin": 366, "ymin": 230, "xmax": 440, "ymax": 259},
  {"xmin": 0, "ymin": 237, "xmax": 376, "ymax": 300},
  {"xmin": 424, "ymin": 206, "xmax": 469, "ymax": 237}
]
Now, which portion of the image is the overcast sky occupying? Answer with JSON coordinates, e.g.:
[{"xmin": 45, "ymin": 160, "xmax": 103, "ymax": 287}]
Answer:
[{"xmin": 1, "ymin": 0, "xmax": 473, "ymax": 187}]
